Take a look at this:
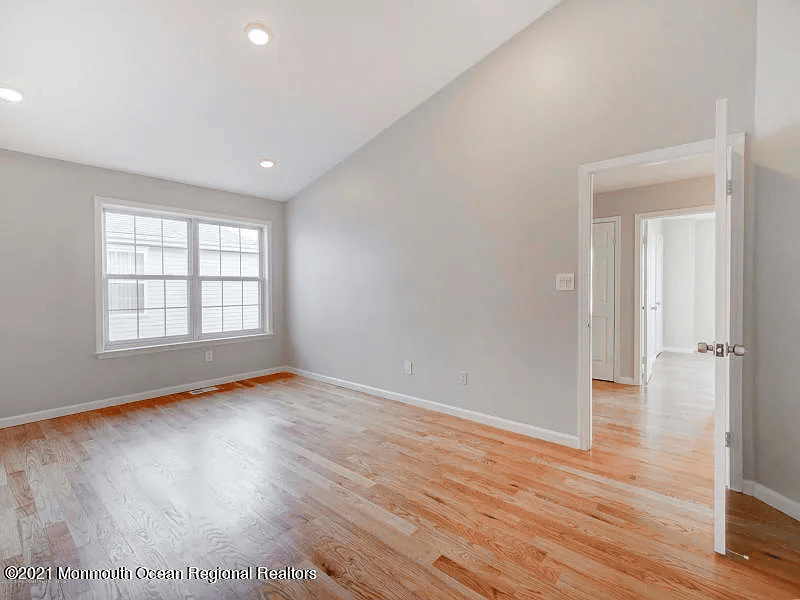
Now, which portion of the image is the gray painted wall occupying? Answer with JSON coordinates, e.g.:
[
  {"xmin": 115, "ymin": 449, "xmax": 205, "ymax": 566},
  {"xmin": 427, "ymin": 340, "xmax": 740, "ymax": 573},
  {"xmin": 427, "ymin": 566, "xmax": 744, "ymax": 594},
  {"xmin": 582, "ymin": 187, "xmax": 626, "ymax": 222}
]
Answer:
[
  {"xmin": 287, "ymin": 0, "xmax": 755, "ymax": 437},
  {"xmin": 749, "ymin": 0, "xmax": 800, "ymax": 505},
  {"xmin": 0, "ymin": 149, "xmax": 287, "ymax": 420},
  {"xmin": 594, "ymin": 177, "xmax": 714, "ymax": 379}
]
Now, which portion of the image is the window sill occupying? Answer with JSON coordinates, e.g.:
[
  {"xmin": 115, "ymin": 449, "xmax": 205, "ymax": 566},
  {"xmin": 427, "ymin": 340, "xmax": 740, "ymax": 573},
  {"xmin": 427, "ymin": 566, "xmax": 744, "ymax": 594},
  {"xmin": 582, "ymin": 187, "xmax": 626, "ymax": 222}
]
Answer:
[{"xmin": 96, "ymin": 332, "xmax": 276, "ymax": 359}]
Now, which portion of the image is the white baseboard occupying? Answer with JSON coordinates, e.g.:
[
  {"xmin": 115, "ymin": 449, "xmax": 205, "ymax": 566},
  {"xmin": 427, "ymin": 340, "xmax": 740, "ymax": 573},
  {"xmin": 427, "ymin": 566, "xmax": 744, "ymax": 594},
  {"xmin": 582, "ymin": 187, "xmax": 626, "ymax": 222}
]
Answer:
[
  {"xmin": 662, "ymin": 346, "xmax": 696, "ymax": 354},
  {"xmin": 614, "ymin": 376, "xmax": 637, "ymax": 385},
  {"xmin": 0, "ymin": 366, "xmax": 290, "ymax": 430},
  {"xmin": 288, "ymin": 367, "xmax": 581, "ymax": 449},
  {"xmin": 742, "ymin": 479, "xmax": 800, "ymax": 522}
]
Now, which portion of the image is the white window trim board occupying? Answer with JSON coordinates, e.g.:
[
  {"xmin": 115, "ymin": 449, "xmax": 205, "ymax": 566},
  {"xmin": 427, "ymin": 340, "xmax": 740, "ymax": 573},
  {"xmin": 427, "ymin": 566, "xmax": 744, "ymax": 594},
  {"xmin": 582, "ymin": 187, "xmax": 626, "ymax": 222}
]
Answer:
[{"xmin": 94, "ymin": 196, "xmax": 275, "ymax": 356}]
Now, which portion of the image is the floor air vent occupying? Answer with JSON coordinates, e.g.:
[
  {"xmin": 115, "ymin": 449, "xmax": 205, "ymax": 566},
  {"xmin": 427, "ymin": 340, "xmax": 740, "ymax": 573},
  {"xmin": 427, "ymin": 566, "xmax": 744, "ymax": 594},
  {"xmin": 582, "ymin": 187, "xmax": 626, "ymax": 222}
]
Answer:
[{"xmin": 189, "ymin": 386, "xmax": 219, "ymax": 395}]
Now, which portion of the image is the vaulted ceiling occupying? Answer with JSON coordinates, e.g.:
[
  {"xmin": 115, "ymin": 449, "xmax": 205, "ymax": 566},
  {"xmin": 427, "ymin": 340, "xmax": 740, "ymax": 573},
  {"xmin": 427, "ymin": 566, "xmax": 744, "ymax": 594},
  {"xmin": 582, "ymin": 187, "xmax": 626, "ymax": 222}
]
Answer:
[{"xmin": 0, "ymin": 0, "xmax": 562, "ymax": 200}]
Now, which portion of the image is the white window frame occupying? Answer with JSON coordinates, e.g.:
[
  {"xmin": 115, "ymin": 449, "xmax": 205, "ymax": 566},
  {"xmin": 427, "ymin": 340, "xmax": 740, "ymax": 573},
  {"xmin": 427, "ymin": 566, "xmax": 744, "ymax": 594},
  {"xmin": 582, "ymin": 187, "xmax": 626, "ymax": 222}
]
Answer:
[{"xmin": 95, "ymin": 196, "xmax": 273, "ymax": 357}]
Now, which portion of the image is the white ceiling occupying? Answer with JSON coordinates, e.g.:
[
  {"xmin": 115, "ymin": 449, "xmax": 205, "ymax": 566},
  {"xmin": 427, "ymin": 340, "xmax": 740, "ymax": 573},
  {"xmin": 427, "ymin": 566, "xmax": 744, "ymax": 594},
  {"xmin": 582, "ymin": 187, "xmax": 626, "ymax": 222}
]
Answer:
[
  {"xmin": 593, "ymin": 153, "xmax": 715, "ymax": 194},
  {"xmin": 0, "ymin": 0, "xmax": 561, "ymax": 201}
]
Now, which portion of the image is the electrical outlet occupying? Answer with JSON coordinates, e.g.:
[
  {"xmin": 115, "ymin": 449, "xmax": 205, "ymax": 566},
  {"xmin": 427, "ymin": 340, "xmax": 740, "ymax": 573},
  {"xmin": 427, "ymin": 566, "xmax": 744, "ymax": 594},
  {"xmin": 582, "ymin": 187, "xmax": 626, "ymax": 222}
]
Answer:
[
  {"xmin": 204, "ymin": 349, "xmax": 213, "ymax": 362},
  {"xmin": 459, "ymin": 371, "xmax": 468, "ymax": 386},
  {"xmin": 404, "ymin": 360, "xmax": 413, "ymax": 375}
]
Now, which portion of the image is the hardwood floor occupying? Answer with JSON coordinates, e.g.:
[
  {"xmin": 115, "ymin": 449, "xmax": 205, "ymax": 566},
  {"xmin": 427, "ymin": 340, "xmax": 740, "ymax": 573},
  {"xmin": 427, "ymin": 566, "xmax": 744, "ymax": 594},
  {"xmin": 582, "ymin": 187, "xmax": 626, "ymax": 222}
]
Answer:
[{"xmin": 1, "ymin": 357, "xmax": 799, "ymax": 599}]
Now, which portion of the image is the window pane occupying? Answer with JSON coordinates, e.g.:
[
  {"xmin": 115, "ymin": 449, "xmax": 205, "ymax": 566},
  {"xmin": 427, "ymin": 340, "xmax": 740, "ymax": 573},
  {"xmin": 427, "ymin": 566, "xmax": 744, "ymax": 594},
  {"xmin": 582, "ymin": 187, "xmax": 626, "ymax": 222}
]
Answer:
[
  {"xmin": 163, "ymin": 219, "xmax": 187, "ymax": 248},
  {"xmin": 108, "ymin": 311, "xmax": 137, "ymax": 341},
  {"xmin": 139, "ymin": 309, "xmax": 165, "ymax": 338},
  {"xmin": 105, "ymin": 212, "xmax": 134, "ymax": 242},
  {"xmin": 166, "ymin": 308, "xmax": 189, "ymax": 336},
  {"xmin": 199, "ymin": 223, "xmax": 220, "ymax": 250},
  {"xmin": 199, "ymin": 249, "xmax": 221, "ymax": 276},
  {"xmin": 135, "ymin": 215, "xmax": 161, "ymax": 241},
  {"xmin": 165, "ymin": 280, "xmax": 187, "ymax": 308},
  {"xmin": 106, "ymin": 246, "xmax": 137, "ymax": 275},
  {"xmin": 163, "ymin": 220, "xmax": 189, "ymax": 276},
  {"xmin": 143, "ymin": 280, "xmax": 164, "ymax": 309},
  {"xmin": 141, "ymin": 246, "xmax": 163, "ymax": 275},
  {"xmin": 241, "ymin": 228, "xmax": 259, "ymax": 253},
  {"xmin": 202, "ymin": 307, "xmax": 222, "ymax": 333},
  {"xmin": 223, "ymin": 281, "xmax": 242, "ymax": 306},
  {"xmin": 220, "ymin": 226, "xmax": 240, "ymax": 252},
  {"xmin": 223, "ymin": 306, "xmax": 242, "ymax": 332},
  {"xmin": 164, "ymin": 247, "xmax": 188, "ymax": 276},
  {"xmin": 243, "ymin": 281, "xmax": 259, "ymax": 306},
  {"xmin": 202, "ymin": 281, "xmax": 222, "ymax": 307},
  {"xmin": 241, "ymin": 253, "xmax": 259, "ymax": 277},
  {"xmin": 108, "ymin": 279, "xmax": 140, "ymax": 311},
  {"xmin": 220, "ymin": 251, "xmax": 240, "ymax": 277},
  {"xmin": 243, "ymin": 305, "xmax": 260, "ymax": 330}
]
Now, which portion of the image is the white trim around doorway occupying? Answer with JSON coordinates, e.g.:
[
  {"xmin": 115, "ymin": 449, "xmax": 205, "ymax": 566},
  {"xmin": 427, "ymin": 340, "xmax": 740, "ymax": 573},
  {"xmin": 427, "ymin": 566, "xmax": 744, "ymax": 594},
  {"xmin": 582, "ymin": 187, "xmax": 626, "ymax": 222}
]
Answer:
[{"xmin": 577, "ymin": 134, "xmax": 745, "ymax": 462}]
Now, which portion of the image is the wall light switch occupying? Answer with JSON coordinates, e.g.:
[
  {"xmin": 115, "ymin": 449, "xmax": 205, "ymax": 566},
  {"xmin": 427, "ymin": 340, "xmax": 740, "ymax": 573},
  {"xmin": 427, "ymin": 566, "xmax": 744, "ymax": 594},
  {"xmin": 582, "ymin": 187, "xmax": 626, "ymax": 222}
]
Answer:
[
  {"xmin": 404, "ymin": 360, "xmax": 413, "ymax": 375},
  {"xmin": 555, "ymin": 273, "xmax": 575, "ymax": 291}
]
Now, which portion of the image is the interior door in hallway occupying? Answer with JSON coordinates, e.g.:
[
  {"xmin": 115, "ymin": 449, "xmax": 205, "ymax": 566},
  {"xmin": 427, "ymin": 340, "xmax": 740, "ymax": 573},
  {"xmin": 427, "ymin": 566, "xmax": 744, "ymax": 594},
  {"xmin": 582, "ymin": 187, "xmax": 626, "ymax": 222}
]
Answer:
[
  {"xmin": 592, "ymin": 220, "xmax": 616, "ymax": 381},
  {"xmin": 645, "ymin": 225, "xmax": 664, "ymax": 382}
]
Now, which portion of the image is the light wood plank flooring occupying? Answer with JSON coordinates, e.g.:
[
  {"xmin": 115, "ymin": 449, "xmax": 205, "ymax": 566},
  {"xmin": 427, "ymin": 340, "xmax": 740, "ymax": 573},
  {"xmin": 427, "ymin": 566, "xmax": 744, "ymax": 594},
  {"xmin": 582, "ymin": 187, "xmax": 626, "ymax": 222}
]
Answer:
[{"xmin": 0, "ymin": 357, "xmax": 798, "ymax": 599}]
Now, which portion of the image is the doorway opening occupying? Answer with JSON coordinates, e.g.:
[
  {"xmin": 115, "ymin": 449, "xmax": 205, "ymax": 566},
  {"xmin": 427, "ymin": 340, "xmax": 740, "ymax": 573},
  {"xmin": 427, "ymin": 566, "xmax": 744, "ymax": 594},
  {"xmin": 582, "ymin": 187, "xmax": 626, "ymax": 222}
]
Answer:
[
  {"xmin": 578, "ymin": 119, "xmax": 747, "ymax": 555},
  {"xmin": 638, "ymin": 209, "xmax": 715, "ymax": 385}
]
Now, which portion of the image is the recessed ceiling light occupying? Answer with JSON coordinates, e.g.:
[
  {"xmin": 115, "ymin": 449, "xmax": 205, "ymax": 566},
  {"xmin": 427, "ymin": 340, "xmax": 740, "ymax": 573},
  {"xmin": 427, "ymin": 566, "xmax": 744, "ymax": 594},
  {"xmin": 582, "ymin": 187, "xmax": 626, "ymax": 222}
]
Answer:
[
  {"xmin": 259, "ymin": 159, "xmax": 276, "ymax": 169},
  {"xmin": 245, "ymin": 22, "xmax": 271, "ymax": 46},
  {"xmin": 0, "ymin": 87, "xmax": 23, "ymax": 103}
]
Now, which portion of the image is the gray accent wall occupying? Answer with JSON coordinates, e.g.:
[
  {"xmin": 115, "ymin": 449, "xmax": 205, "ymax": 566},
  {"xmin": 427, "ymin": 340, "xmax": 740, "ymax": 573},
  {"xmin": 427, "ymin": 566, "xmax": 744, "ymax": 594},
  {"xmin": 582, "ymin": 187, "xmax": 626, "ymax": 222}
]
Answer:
[
  {"xmin": 0, "ymin": 150, "xmax": 287, "ymax": 420},
  {"xmin": 287, "ymin": 0, "xmax": 756, "ymax": 437}
]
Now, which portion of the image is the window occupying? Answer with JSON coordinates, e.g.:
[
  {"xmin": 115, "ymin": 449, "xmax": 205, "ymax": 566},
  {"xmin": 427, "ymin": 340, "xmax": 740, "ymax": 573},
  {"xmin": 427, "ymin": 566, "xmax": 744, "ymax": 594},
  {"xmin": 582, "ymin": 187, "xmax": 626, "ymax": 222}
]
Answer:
[{"xmin": 97, "ymin": 200, "xmax": 270, "ymax": 352}]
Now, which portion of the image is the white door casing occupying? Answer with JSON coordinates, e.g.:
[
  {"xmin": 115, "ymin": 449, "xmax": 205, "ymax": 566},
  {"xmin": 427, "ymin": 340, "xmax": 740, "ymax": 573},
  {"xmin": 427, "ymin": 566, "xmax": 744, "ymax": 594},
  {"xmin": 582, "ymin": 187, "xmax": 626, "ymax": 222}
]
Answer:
[{"xmin": 592, "ymin": 220, "xmax": 616, "ymax": 381}]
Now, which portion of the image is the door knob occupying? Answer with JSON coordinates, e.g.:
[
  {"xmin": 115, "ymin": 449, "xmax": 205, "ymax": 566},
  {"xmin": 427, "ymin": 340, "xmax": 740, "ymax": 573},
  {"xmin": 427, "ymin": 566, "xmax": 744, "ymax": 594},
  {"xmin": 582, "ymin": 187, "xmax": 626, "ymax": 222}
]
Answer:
[
  {"xmin": 728, "ymin": 344, "xmax": 747, "ymax": 357},
  {"xmin": 698, "ymin": 342, "xmax": 747, "ymax": 357}
]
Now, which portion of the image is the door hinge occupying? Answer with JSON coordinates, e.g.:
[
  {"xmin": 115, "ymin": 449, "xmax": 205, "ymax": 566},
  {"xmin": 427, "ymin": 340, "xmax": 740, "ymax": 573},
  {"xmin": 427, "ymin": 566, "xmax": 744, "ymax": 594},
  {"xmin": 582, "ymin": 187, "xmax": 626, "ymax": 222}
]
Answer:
[
  {"xmin": 725, "ymin": 432, "xmax": 733, "ymax": 448},
  {"xmin": 727, "ymin": 179, "xmax": 734, "ymax": 196}
]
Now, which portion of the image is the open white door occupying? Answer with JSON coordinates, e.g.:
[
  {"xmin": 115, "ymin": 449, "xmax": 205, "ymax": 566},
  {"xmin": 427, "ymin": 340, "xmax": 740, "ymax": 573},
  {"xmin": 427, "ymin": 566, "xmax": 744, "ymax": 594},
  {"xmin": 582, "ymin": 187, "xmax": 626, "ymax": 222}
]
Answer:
[
  {"xmin": 702, "ymin": 99, "xmax": 747, "ymax": 556},
  {"xmin": 712, "ymin": 98, "xmax": 732, "ymax": 555}
]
